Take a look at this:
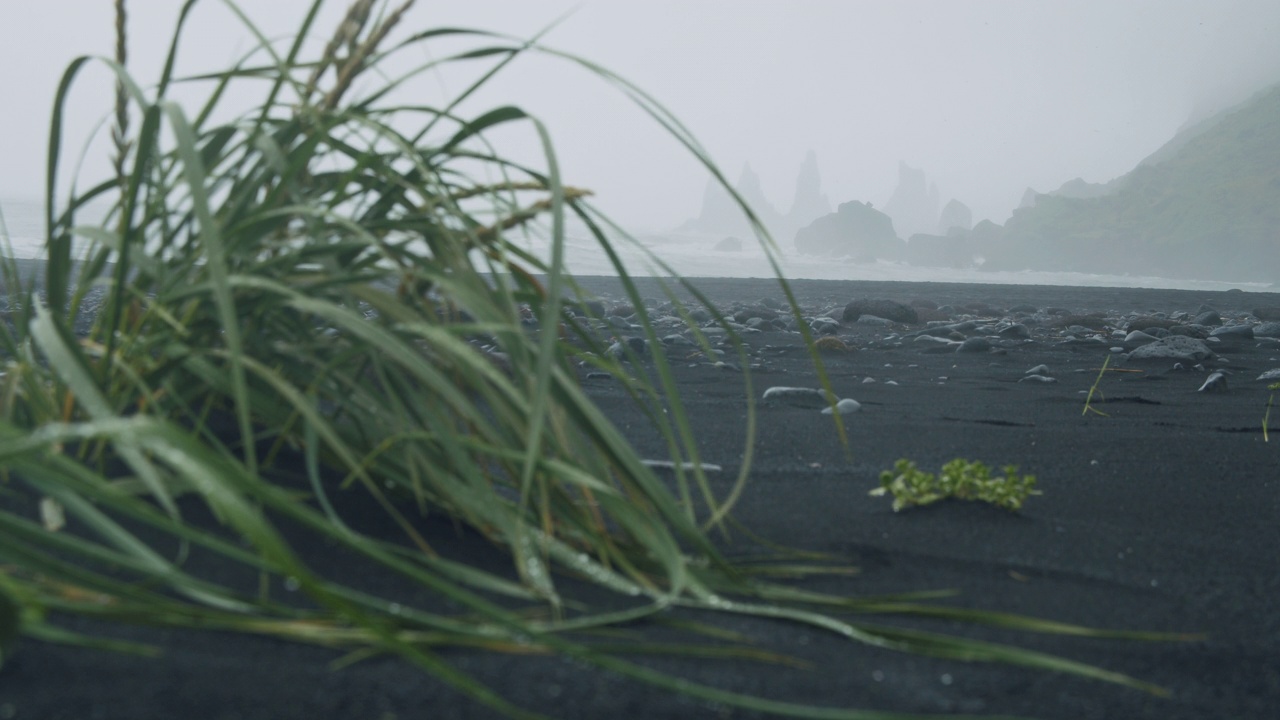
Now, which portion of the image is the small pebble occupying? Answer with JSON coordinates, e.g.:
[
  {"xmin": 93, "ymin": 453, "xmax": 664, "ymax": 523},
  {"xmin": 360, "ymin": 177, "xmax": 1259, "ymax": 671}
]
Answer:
[{"xmin": 821, "ymin": 398, "xmax": 862, "ymax": 415}]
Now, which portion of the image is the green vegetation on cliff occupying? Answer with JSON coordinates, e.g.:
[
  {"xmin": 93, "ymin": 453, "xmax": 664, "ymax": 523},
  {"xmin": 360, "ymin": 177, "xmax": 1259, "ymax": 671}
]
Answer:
[{"xmin": 991, "ymin": 83, "xmax": 1280, "ymax": 281}]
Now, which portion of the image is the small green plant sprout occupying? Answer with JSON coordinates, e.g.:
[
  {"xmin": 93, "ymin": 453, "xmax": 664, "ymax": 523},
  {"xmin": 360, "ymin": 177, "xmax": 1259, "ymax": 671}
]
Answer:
[
  {"xmin": 871, "ymin": 458, "xmax": 1041, "ymax": 512},
  {"xmin": 1265, "ymin": 382, "xmax": 1279, "ymax": 442},
  {"xmin": 1083, "ymin": 354, "xmax": 1112, "ymax": 416}
]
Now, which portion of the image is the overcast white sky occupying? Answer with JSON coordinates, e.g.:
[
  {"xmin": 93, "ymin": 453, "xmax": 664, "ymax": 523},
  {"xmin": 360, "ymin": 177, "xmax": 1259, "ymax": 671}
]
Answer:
[{"xmin": 3, "ymin": 1, "xmax": 1280, "ymax": 232}]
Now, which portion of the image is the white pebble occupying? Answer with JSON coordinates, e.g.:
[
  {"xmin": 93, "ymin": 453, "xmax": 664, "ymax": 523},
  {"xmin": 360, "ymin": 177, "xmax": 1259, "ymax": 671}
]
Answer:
[{"xmin": 821, "ymin": 398, "xmax": 861, "ymax": 415}]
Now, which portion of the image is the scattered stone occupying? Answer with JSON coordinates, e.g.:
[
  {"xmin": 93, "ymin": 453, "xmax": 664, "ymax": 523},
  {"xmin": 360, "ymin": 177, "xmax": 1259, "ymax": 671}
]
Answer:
[
  {"xmin": 1257, "ymin": 369, "xmax": 1280, "ymax": 381},
  {"xmin": 957, "ymin": 337, "xmax": 993, "ymax": 353},
  {"xmin": 821, "ymin": 398, "xmax": 862, "ymax": 415},
  {"xmin": 913, "ymin": 307, "xmax": 952, "ymax": 323},
  {"xmin": 1126, "ymin": 335, "xmax": 1215, "ymax": 363},
  {"xmin": 1124, "ymin": 330, "xmax": 1159, "ymax": 344},
  {"xmin": 1210, "ymin": 324, "xmax": 1255, "ymax": 340},
  {"xmin": 810, "ymin": 317, "xmax": 841, "ymax": 334},
  {"xmin": 1020, "ymin": 374, "xmax": 1057, "ymax": 383},
  {"xmin": 1127, "ymin": 315, "xmax": 1181, "ymax": 331},
  {"xmin": 1052, "ymin": 314, "xmax": 1111, "ymax": 330},
  {"xmin": 735, "ymin": 306, "xmax": 779, "ymax": 323},
  {"xmin": 842, "ymin": 298, "xmax": 918, "ymax": 325},
  {"xmin": 1254, "ymin": 322, "xmax": 1280, "ymax": 338},
  {"xmin": 999, "ymin": 323, "xmax": 1031, "ymax": 339},
  {"xmin": 856, "ymin": 315, "xmax": 894, "ymax": 327},
  {"xmin": 1198, "ymin": 371, "xmax": 1229, "ymax": 393},
  {"xmin": 1025, "ymin": 364, "xmax": 1051, "ymax": 375},
  {"xmin": 1252, "ymin": 306, "xmax": 1280, "ymax": 321},
  {"xmin": 1194, "ymin": 310, "xmax": 1222, "ymax": 326},
  {"xmin": 762, "ymin": 386, "xmax": 834, "ymax": 408},
  {"xmin": 1168, "ymin": 325, "xmax": 1210, "ymax": 338}
]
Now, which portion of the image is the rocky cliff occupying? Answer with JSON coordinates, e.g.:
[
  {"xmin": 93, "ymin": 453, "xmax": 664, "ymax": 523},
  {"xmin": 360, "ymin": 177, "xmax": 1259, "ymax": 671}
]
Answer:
[
  {"xmin": 683, "ymin": 154, "xmax": 829, "ymax": 241},
  {"xmin": 988, "ymin": 82, "xmax": 1280, "ymax": 281},
  {"xmin": 881, "ymin": 162, "xmax": 940, "ymax": 240},
  {"xmin": 794, "ymin": 200, "xmax": 903, "ymax": 260}
]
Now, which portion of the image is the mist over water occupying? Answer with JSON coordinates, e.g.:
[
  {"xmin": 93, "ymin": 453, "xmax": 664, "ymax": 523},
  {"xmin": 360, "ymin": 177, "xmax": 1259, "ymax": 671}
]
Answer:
[
  {"xmin": 2, "ymin": 197, "xmax": 1271, "ymax": 294},
  {"xmin": 522, "ymin": 227, "xmax": 1274, "ymax": 293}
]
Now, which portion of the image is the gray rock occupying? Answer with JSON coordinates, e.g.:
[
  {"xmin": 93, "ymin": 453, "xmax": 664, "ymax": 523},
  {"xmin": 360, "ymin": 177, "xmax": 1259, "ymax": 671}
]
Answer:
[
  {"xmin": 843, "ymin": 298, "xmax": 918, "ymax": 325},
  {"xmin": 957, "ymin": 337, "xmax": 993, "ymax": 353},
  {"xmin": 1126, "ymin": 335, "xmax": 1215, "ymax": 363},
  {"xmin": 1019, "ymin": 374, "xmax": 1057, "ymax": 383},
  {"xmin": 1194, "ymin": 310, "xmax": 1222, "ymax": 326},
  {"xmin": 1126, "ymin": 315, "xmax": 1181, "ymax": 331},
  {"xmin": 1198, "ymin": 371, "xmax": 1229, "ymax": 393},
  {"xmin": 856, "ymin": 315, "xmax": 894, "ymax": 327},
  {"xmin": 1210, "ymin": 324, "xmax": 1255, "ymax": 340},
  {"xmin": 810, "ymin": 317, "xmax": 841, "ymax": 335},
  {"xmin": 1168, "ymin": 325, "xmax": 1210, "ymax": 339},
  {"xmin": 999, "ymin": 323, "xmax": 1031, "ymax": 339},
  {"xmin": 1252, "ymin": 306, "xmax": 1280, "ymax": 321},
  {"xmin": 1124, "ymin": 330, "xmax": 1159, "ymax": 344},
  {"xmin": 1025, "ymin": 364, "xmax": 1051, "ymax": 375},
  {"xmin": 762, "ymin": 386, "xmax": 835, "ymax": 408},
  {"xmin": 821, "ymin": 398, "xmax": 862, "ymax": 415},
  {"xmin": 1254, "ymin": 322, "xmax": 1280, "ymax": 338},
  {"xmin": 1257, "ymin": 369, "xmax": 1280, "ymax": 381}
]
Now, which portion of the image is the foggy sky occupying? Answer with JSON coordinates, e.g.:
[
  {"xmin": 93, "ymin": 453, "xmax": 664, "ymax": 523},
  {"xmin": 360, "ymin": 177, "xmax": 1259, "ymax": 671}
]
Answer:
[{"xmin": 3, "ymin": 1, "xmax": 1280, "ymax": 232}]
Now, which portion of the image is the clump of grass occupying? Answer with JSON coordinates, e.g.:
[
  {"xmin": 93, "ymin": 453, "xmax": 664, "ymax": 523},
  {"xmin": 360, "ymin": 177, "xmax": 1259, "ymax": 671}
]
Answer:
[
  {"xmin": 872, "ymin": 459, "xmax": 1041, "ymax": 512},
  {"xmin": 0, "ymin": 0, "xmax": 1181, "ymax": 715}
]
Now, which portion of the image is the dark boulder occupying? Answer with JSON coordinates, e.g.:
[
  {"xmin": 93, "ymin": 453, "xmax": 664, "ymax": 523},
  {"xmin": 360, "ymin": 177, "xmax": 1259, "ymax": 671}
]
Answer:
[
  {"xmin": 794, "ymin": 200, "xmax": 904, "ymax": 259},
  {"xmin": 842, "ymin": 298, "xmax": 918, "ymax": 325},
  {"xmin": 1125, "ymin": 315, "xmax": 1181, "ymax": 331},
  {"xmin": 1050, "ymin": 314, "xmax": 1112, "ymax": 331},
  {"xmin": 713, "ymin": 236, "xmax": 743, "ymax": 252}
]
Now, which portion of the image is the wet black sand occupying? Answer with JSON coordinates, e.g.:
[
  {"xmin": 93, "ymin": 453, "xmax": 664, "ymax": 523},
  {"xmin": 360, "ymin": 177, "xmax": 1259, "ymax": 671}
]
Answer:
[{"xmin": 2, "ymin": 272, "xmax": 1279, "ymax": 719}]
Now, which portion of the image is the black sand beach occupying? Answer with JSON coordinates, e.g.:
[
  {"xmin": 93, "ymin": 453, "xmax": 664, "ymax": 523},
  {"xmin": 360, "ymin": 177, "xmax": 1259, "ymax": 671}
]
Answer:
[{"xmin": 2, "ymin": 272, "xmax": 1279, "ymax": 719}]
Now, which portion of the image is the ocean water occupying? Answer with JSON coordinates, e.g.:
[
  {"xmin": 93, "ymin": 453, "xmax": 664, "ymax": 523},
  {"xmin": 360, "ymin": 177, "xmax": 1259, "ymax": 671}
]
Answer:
[{"xmin": 3, "ymin": 197, "xmax": 1272, "ymax": 294}]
